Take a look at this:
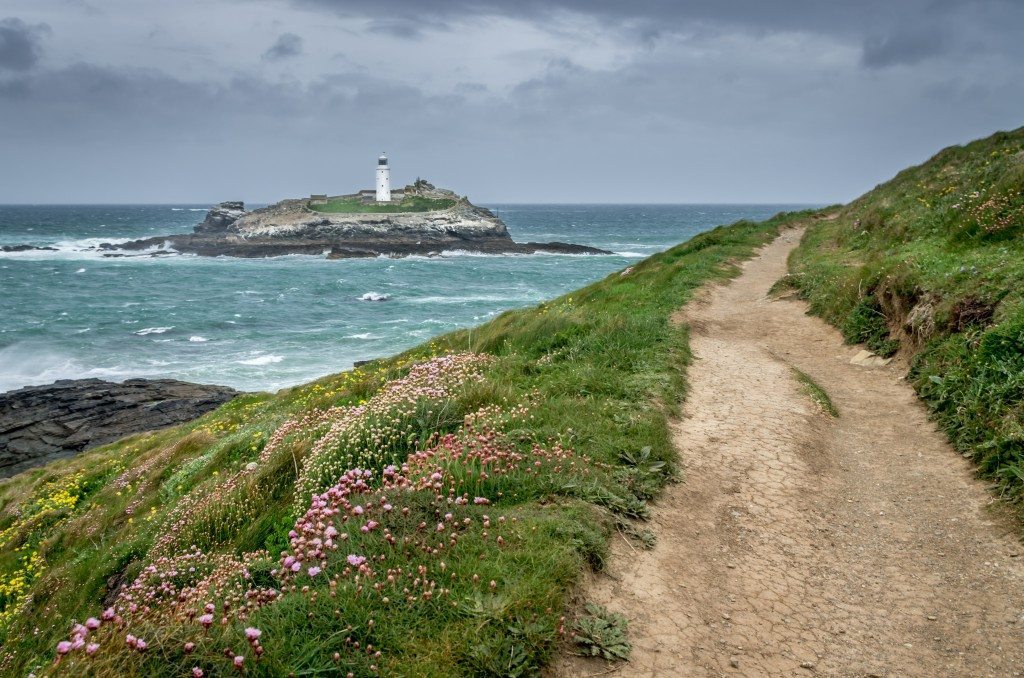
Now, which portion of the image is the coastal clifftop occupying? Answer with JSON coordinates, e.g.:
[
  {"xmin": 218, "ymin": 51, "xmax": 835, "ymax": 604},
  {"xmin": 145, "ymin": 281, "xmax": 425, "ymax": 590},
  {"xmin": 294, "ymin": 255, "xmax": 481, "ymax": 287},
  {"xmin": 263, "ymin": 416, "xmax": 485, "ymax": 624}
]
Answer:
[{"xmin": 111, "ymin": 182, "xmax": 609, "ymax": 258}]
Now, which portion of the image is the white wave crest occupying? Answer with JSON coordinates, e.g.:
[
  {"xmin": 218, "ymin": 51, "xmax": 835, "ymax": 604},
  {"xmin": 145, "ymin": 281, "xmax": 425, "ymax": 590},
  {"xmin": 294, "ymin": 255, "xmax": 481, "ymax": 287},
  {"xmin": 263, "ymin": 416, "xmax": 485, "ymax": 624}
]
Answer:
[
  {"xmin": 134, "ymin": 326, "xmax": 174, "ymax": 336},
  {"xmin": 189, "ymin": 336, "xmax": 209, "ymax": 342},
  {"xmin": 236, "ymin": 355, "xmax": 283, "ymax": 366},
  {"xmin": 359, "ymin": 292, "xmax": 390, "ymax": 301}
]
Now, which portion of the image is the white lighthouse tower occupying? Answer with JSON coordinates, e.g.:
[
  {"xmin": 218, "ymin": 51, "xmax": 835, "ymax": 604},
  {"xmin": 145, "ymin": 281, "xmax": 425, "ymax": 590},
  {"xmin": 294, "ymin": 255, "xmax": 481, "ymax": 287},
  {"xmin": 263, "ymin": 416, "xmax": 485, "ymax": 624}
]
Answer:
[{"xmin": 375, "ymin": 153, "xmax": 391, "ymax": 202}]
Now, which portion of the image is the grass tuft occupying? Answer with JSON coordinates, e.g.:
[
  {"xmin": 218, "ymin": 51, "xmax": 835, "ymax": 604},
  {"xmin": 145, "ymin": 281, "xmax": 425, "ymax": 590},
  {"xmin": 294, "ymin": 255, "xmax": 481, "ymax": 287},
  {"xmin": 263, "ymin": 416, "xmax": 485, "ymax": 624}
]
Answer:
[{"xmin": 791, "ymin": 368, "xmax": 839, "ymax": 417}]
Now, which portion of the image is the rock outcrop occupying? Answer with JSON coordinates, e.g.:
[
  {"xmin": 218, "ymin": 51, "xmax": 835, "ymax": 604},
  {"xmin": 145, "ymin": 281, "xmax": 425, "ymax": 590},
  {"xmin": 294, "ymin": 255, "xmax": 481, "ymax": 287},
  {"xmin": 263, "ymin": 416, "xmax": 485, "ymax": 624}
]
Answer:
[
  {"xmin": 1, "ymin": 244, "xmax": 57, "ymax": 252},
  {"xmin": 0, "ymin": 378, "xmax": 239, "ymax": 478},
  {"xmin": 104, "ymin": 185, "xmax": 610, "ymax": 258},
  {"xmin": 193, "ymin": 201, "xmax": 246, "ymax": 234}
]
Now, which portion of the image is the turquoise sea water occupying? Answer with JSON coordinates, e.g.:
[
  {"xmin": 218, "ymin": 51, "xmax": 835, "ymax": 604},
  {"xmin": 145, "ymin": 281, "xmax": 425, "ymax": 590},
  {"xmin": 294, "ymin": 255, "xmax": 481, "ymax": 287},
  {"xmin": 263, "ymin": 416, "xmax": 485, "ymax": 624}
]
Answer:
[{"xmin": 0, "ymin": 204, "xmax": 808, "ymax": 392}]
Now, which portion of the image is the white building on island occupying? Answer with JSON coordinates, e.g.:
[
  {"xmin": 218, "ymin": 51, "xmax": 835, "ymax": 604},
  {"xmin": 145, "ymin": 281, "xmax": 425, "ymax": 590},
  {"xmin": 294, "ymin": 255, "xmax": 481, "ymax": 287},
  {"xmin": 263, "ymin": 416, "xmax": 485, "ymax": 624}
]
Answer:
[{"xmin": 375, "ymin": 153, "xmax": 391, "ymax": 202}]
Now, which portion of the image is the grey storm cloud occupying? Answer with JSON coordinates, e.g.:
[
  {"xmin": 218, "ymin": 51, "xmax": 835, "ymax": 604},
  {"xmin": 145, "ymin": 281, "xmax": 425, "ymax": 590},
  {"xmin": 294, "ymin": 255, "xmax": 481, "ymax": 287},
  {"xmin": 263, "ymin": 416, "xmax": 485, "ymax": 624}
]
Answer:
[
  {"xmin": 292, "ymin": 0, "xmax": 1024, "ymax": 67},
  {"xmin": 262, "ymin": 32, "xmax": 304, "ymax": 60},
  {"xmin": 0, "ymin": 0, "xmax": 1022, "ymax": 203},
  {"xmin": 862, "ymin": 29, "xmax": 949, "ymax": 69},
  {"xmin": 0, "ymin": 18, "xmax": 49, "ymax": 71}
]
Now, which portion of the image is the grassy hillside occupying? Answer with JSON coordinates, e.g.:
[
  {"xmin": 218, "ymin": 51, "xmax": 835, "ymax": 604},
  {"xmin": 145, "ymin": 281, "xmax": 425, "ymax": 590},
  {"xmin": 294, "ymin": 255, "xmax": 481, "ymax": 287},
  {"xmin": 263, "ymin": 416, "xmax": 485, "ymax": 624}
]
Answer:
[
  {"xmin": 308, "ymin": 196, "xmax": 456, "ymax": 214},
  {"xmin": 788, "ymin": 126, "xmax": 1024, "ymax": 505},
  {"xmin": 0, "ymin": 210, "xmax": 812, "ymax": 676}
]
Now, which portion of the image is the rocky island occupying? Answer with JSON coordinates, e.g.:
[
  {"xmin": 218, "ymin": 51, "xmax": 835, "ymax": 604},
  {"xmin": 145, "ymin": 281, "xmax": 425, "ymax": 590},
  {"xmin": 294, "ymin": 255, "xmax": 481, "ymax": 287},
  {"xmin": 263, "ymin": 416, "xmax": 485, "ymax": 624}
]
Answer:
[{"xmin": 105, "ymin": 180, "xmax": 610, "ymax": 259}]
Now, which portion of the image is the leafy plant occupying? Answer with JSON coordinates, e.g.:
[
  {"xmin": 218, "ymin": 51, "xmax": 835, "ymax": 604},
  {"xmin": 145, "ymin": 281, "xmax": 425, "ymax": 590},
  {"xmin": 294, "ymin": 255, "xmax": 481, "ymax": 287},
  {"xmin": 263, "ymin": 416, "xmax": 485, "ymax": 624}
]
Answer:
[{"xmin": 572, "ymin": 603, "xmax": 631, "ymax": 661}]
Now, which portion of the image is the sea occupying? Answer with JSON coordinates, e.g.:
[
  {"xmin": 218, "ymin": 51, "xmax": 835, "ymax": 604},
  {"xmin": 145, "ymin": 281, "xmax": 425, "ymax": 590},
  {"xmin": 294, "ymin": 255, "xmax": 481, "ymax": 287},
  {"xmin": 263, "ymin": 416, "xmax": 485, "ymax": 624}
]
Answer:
[{"xmin": 0, "ymin": 204, "xmax": 808, "ymax": 393}]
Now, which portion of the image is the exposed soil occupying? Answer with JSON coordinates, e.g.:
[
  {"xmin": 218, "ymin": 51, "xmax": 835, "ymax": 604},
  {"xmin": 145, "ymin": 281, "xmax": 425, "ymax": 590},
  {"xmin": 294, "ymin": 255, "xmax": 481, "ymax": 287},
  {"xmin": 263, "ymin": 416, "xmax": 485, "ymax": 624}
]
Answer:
[{"xmin": 561, "ymin": 227, "xmax": 1024, "ymax": 677}]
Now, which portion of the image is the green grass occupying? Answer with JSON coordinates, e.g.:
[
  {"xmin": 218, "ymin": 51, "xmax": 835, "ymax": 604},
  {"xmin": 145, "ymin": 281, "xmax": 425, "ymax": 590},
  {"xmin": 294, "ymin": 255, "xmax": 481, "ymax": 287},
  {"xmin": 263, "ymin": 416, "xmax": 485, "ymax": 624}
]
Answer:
[
  {"xmin": 791, "ymin": 368, "xmax": 838, "ymax": 417},
  {"xmin": 308, "ymin": 195, "xmax": 457, "ymax": 214},
  {"xmin": 0, "ymin": 210, "xmax": 812, "ymax": 676},
  {"xmin": 788, "ymin": 125, "xmax": 1024, "ymax": 505}
]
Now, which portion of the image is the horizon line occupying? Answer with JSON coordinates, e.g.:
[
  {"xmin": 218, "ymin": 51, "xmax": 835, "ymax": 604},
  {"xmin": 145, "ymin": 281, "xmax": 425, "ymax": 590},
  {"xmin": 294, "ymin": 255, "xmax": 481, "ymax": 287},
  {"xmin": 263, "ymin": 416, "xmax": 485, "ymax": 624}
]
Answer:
[{"xmin": 0, "ymin": 201, "xmax": 828, "ymax": 207}]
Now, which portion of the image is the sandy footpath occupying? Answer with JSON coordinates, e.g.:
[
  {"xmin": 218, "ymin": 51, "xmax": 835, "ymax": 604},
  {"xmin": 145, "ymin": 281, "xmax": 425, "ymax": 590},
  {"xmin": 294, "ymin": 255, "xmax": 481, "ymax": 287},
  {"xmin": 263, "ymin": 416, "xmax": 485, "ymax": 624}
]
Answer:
[{"xmin": 560, "ymin": 227, "xmax": 1024, "ymax": 677}]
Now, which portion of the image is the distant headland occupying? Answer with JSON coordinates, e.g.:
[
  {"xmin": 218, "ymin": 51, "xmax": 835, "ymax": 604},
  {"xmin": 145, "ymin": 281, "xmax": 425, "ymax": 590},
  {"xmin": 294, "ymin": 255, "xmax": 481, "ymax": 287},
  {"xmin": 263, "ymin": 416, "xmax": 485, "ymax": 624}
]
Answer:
[{"xmin": 101, "ymin": 155, "xmax": 610, "ymax": 259}]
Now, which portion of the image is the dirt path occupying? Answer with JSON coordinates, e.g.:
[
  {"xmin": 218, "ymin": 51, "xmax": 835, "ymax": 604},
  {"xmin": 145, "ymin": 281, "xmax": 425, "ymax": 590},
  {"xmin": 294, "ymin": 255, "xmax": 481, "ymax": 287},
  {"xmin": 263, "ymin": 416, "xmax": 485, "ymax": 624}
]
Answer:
[{"xmin": 562, "ymin": 227, "xmax": 1024, "ymax": 677}]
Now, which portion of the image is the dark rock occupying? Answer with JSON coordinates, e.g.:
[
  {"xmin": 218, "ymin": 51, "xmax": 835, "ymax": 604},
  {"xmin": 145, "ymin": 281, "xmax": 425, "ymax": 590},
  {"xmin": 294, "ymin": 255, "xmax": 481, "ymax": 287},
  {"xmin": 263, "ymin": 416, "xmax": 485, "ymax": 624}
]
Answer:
[
  {"xmin": 0, "ymin": 378, "xmax": 239, "ymax": 478},
  {"xmin": 1, "ymin": 244, "xmax": 58, "ymax": 252},
  {"xmin": 193, "ymin": 201, "xmax": 247, "ymax": 235}
]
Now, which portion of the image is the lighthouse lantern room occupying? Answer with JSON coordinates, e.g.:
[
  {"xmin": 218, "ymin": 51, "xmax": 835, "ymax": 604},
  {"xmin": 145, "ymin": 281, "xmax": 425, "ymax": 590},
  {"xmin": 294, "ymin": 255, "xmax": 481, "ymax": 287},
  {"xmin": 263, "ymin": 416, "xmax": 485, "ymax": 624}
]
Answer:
[{"xmin": 376, "ymin": 153, "xmax": 391, "ymax": 202}]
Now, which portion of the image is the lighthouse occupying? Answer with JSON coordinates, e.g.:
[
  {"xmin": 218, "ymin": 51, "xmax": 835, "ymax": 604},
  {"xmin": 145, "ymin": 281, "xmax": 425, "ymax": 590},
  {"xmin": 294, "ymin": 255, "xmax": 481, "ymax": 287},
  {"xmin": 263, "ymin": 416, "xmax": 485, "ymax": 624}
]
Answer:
[{"xmin": 376, "ymin": 153, "xmax": 391, "ymax": 202}]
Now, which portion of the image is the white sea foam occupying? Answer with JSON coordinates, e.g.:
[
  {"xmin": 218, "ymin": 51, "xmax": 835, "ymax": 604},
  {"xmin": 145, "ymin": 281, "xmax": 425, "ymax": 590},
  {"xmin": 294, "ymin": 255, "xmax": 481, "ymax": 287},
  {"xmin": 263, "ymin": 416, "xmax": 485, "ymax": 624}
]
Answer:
[
  {"xmin": 134, "ymin": 326, "xmax": 174, "ymax": 336},
  {"xmin": 0, "ymin": 237, "xmax": 178, "ymax": 261},
  {"xmin": 0, "ymin": 343, "xmax": 147, "ymax": 392},
  {"xmin": 359, "ymin": 292, "xmax": 390, "ymax": 301},
  {"xmin": 189, "ymin": 336, "xmax": 209, "ymax": 342},
  {"xmin": 75, "ymin": 268, "xmax": 86, "ymax": 273},
  {"xmin": 236, "ymin": 355, "xmax": 283, "ymax": 366},
  {"xmin": 614, "ymin": 251, "xmax": 645, "ymax": 258},
  {"xmin": 344, "ymin": 333, "xmax": 381, "ymax": 340}
]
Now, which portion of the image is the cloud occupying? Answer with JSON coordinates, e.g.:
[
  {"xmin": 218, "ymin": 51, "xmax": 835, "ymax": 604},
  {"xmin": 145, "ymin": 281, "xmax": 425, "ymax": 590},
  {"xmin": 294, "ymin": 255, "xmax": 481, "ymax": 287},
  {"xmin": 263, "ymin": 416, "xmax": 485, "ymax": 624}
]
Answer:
[
  {"xmin": 861, "ymin": 29, "xmax": 948, "ymax": 69},
  {"xmin": 262, "ymin": 32, "xmax": 304, "ymax": 61},
  {"xmin": 0, "ymin": 17, "xmax": 50, "ymax": 71},
  {"xmin": 366, "ymin": 18, "xmax": 449, "ymax": 39}
]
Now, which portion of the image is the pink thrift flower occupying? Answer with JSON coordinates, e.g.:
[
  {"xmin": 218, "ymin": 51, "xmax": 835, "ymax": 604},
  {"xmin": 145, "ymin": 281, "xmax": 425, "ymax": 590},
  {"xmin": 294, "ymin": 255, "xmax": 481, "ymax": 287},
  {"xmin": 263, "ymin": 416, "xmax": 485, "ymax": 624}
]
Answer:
[
  {"xmin": 347, "ymin": 554, "xmax": 366, "ymax": 567},
  {"xmin": 86, "ymin": 643, "xmax": 100, "ymax": 655},
  {"xmin": 192, "ymin": 668, "xmax": 204, "ymax": 678},
  {"xmin": 184, "ymin": 642, "xmax": 196, "ymax": 653},
  {"xmin": 125, "ymin": 634, "xmax": 137, "ymax": 648},
  {"xmin": 283, "ymin": 556, "xmax": 295, "ymax": 568},
  {"xmin": 324, "ymin": 525, "xmax": 338, "ymax": 539},
  {"xmin": 72, "ymin": 623, "xmax": 88, "ymax": 637},
  {"xmin": 307, "ymin": 566, "xmax": 322, "ymax": 577},
  {"xmin": 244, "ymin": 627, "xmax": 262, "ymax": 642},
  {"xmin": 291, "ymin": 561, "xmax": 302, "ymax": 572},
  {"xmin": 85, "ymin": 617, "xmax": 101, "ymax": 630},
  {"xmin": 198, "ymin": 613, "xmax": 214, "ymax": 628},
  {"xmin": 56, "ymin": 641, "xmax": 73, "ymax": 655},
  {"xmin": 101, "ymin": 607, "xmax": 116, "ymax": 621},
  {"xmin": 136, "ymin": 639, "xmax": 148, "ymax": 652},
  {"xmin": 352, "ymin": 505, "xmax": 364, "ymax": 515},
  {"xmin": 233, "ymin": 655, "xmax": 244, "ymax": 669}
]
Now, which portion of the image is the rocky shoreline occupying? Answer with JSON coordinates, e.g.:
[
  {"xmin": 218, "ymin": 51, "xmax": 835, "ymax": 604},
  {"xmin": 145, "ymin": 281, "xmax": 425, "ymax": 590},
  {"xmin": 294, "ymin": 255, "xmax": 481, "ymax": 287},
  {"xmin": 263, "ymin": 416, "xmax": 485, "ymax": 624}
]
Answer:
[
  {"xmin": 100, "ymin": 184, "xmax": 610, "ymax": 259},
  {"xmin": 0, "ymin": 378, "xmax": 239, "ymax": 478}
]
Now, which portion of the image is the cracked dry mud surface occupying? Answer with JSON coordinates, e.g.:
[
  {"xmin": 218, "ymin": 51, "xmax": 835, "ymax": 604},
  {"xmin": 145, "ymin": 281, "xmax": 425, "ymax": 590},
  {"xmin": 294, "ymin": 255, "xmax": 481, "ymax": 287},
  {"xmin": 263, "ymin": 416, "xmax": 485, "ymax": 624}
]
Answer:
[{"xmin": 560, "ymin": 227, "xmax": 1024, "ymax": 677}]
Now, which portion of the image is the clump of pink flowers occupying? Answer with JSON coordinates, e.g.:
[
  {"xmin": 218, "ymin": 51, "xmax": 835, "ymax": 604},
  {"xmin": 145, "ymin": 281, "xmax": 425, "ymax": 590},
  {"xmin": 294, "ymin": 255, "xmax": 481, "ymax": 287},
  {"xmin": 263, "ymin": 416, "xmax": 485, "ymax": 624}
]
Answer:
[{"xmin": 49, "ymin": 352, "xmax": 587, "ymax": 674}]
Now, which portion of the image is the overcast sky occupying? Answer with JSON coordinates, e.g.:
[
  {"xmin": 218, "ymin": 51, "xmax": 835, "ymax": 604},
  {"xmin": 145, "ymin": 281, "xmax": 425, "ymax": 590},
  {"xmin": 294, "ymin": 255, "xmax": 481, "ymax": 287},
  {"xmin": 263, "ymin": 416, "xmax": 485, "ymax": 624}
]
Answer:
[{"xmin": 1, "ymin": 1, "xmax": 1021, "ymax": 204}]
